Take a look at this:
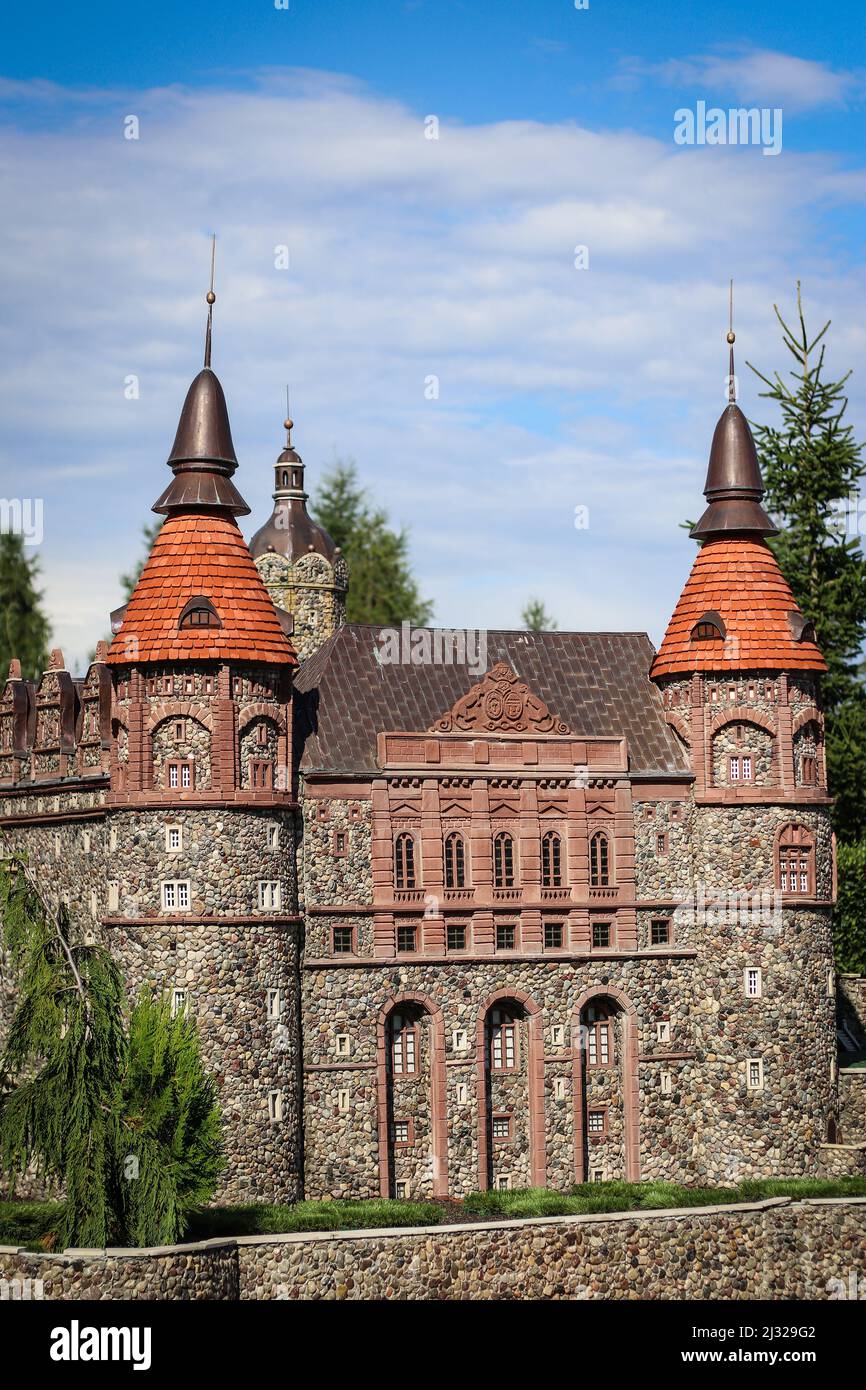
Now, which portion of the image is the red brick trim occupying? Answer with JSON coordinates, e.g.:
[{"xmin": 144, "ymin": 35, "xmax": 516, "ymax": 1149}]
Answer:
[
  {"xmin": 572, "ymin": 984, "xmax": 641, "ymax": 1184},
  {"xmin": 709, "ymin": 705, "xmax": 777, "ymax": 739},
  {"xmin": 663, "ymin": 711, "xmax": 692, "ymax": 747},
  {"xmin": 147, "ymin": 701, "xmax": 214, "ymax": 733},
  {"xmin": 236, "ymin": 702, "xmax": 285, "ymax": 735},
  {"xmin": 476, "ymin": 988, "xmax": 545, "ymax": 1191},
  {"xmin": 376, "ymin": 992, "xmax": 448, "ymax": 1199},
  {"xmin": 792, "ymin": 705, "xmax": 822, "ymax": 735}
]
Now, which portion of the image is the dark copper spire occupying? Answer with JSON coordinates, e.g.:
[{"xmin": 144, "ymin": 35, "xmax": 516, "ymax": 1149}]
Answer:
[
  {"xmin": 153, "ymin": 241, "xmax": 250, "ymax": 518},
  {"xmin": 249, "ymin": 404, "xmax": 339, "ymax": 562},
  {"xmin": 690, "ymin": 296, "xmax": 778, "ymax": 542}
]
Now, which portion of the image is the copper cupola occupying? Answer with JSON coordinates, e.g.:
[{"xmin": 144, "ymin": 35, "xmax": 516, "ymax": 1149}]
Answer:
[{"xmin": 249, "ymin": 414, "xmax": 339, "ymax": 562}]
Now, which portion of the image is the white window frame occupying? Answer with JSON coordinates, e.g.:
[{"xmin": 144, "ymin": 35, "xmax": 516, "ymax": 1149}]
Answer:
[
  {"xmin": 744, "ymin": 966, "xmax": 763, "ymax": 998},
  {"xmin": 395, "ymin": 1179, "xmax": 411, "ymax": 1199},
  {"xmin": 553, "ymin": 1077, "xmax": 567, "ymax": 1101},
  {"xmin": 746, "ymin": 1058, "xmax": 764, "ymax": 1091},
  {"xmin": 451, "ymin": 1028, "xmax": 469, "ymax": 1052},
  {"xmin": 268, "ymin": 1090, "xmax": 283, "ymax": 1123},
  {"xmin": 258, "ymin": 880, "xmax": 282, "ymax": 910},
  {"xmin": 335, "ymin": 1033, "xmax": 352, "ymax": 1057},
  {"xmin": 267, "ymin": 824, "xmax": 280, "ymax": 851},
  {"xmin": 171, "ymin": 987, "xmax": 187, "ymax": 1019},
  {"xmin": 551, "ymin": 1024, "xmax": 566, "ymax": 1048},
  {"xmin": 455, "ymin": 1082, "xmax": 469, "ymax": 1105},
  {"xmin": 165, "ymin": 824, "xmax": 183, "ymax": 854},
  {"xmin": 162, "ymin": 880, "xmax": 191, "ymax": 912},
  {"xmin": 266, "ymin": 988, "xmax": 282, "ymax": 1020},
  {"xmin": 656, "ymin": 1021, "xmax": 671, "ymax": 1044},
  {"xmin": 494, "ymin": 1175, "xmax": 512, "ymax": 1191}
]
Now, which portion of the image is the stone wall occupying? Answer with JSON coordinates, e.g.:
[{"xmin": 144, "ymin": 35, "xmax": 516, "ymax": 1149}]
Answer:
[
  {"xmin": 840, "ymin": 1070, "xmax": 866, "ymax": 1139},
  {"xmin": 3, "ymin": 1197, "xmax": 865, "ymax": 1301}
]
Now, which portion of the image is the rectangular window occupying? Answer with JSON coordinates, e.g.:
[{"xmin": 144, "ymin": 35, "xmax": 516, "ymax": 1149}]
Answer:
[
  {"xmin": 162, "ymin": 880, "xmax": 190, "ymax": 911},
  {"xmin": 171, "ymin": 988, "xmax": 187, "ymax": 1019},
  {"xmin": 494, "ymin": 1175, "xmax": 512, "ymax": 1191},
  {"xmin": 250, "ymin": 760, "xmax": 273, "ymax": 789},
  {"xmin": 745, "ymin": 967, "xmax": 762, "ymax": 998},
  {"xmin": 660, "ymin": 1071, "xmax": 672, "ymax": 1094},
  {"xmin": 650, "ymin": 918, "xmax": 670, "ymax": 946},
  {"xmin": 495, "ymin": 922, "xmax": 516, "ymax": 951},
  {"xmin": 395, "ymin": 1179, "xmax": 410, "ymax": 1199},
  {"xmin": 587, "ymin": 1019, "xmax": 610, "ymax": 1068},
  {"xmin": 332, "ymin": 925, "xmax": 354, "ymax": 955},
  {"xmin": 452, "ymin": 1028, "xmax": 468, "ymax": 1052},
  {"xmin": 592, "ymin": 921, "xmax": 611, "ymax": 950},
  {"xmin": 446, "ymin": 922, "xmax": 466, "ymax": 951},
  {"xmin": 107, "ymin": 881, "xmax": 120, "ymax": 912},
  {"xmin": 802, "ymin": 755, "xmax": 817, "ymax": 785},
  {"xmin": 393, "ymin": 1119, "xmax": 411, "ymax": 1146},
  {"xmin": 587, "ymin": 1109, "xmax": 606, "ymax": 1136},
  {"xmin": 165, "ymin": 824, "xmax": 182, "ymax": 853},
  {"xmin": 167, "ymin": 760, "xmax": 193, "ymax": 790},
  {"xmin": 268, "ymin": 1090, "xmax": 283, "ymax": 1123},
  {"xmin": 396, "ymin": 923, "xmax": 417, "ymax": 953},
  {"xmin": 730, "ymin": 756, "xmax": 740, "ymax": 781},
  {"xmin": 203, "ymin": 677, "xmax": 214, "ymax": 696},
  {"xmin": 455, "ymin": 1082, "xmax": 469, "ymax": 1105},
  {"xmin": 267, "ymin": 824, "xmax": 280, "ymax": 850},
  {"xmin": 551, "ymin": 1024, "xmax": 566, "ymax": 1048},
  {"xmin": 266, "ymin": 988, "xmax": 282, "ymax": 1020},
  {"xmin": 656, "ymin": 832, "xmax": 668, "ymax": 855},
  {"xmin": 544, "ymin": 920, "xmax": 564, "ymax": 950},
  {"xmin": 492, "ymin": 1114, "xmax": 512, "ymax": 1141},
  {"xmin": 256, "ymin": 722, "xmax": 269, "ymax": 746},
  {"xmin": 656, "ymin": 1021, "xmax": 671, "ymax": 1043},
  {"xmin": 746, "ymin": 1058, "xmax": 764, "ymax": 1091},
  {"xmin": 258, "ymin": 880, "xmax": 281, "ymax": 910},
  {"xmin": 741, "ymin": 755, "xmax": 752, "ymax": 780},
  {"xmin": 337, "ymin": 1089, "xmax": 350, "ymax": 1113},
  {"xmin": 392, "ymin": 1017, "xmax": 417, "ymax": 1075},
  {"xmin": 335, "ymin": 1033, "xmax": 351, "ymax": 1057},
  {"xmin": 491, "ymin": 1012, "xmax": 517, "ymax": 1071},
  {"xmin": 333, "ymin": 830, "xmax": 348, "ymax": 856},
  {"xmin": 173, "ymin": 720, "xmax": 185, "ymax": 742},
  {"xmin": 553, "ymin": 1077, "xmax": 567, "ymax": 1101}
]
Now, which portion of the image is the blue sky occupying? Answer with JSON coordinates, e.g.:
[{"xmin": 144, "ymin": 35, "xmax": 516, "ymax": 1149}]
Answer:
[{"xmin": 2, "ymin": 0, "xmax": 865, "ymax": 669}]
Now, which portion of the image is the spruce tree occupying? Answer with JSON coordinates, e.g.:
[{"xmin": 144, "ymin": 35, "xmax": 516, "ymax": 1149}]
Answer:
[
  {"xmin": 0, "ymin": 534, "xmax": 51, "ymax": 680},
  {"xmin": 312, "ymin": 461, "xmax": 433, "ymax": 626},
  {"xmin": 521, "ymin": 598, "xmax": 557, "ymax": 632},
  {"xmin": 748, "ymin": 285, "xmax": 866, "ymax": 840}
]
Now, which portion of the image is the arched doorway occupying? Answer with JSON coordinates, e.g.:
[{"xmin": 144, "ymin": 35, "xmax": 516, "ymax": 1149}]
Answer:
[
  {"xmin": 572, "ymin": 987, "xmax": 640, "ymax": 1184},
  {"xmin": 477, "ymin": 991, "xmax": 545, "ymax": 1191},
  {"xmin": 377, "ymin": 994, "xmax": 448, "ymax": 1199}
]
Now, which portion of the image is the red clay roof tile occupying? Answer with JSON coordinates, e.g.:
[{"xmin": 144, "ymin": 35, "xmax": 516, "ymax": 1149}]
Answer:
[
  {"xmin": 106, "ymin": 512, "xmax": 297, "ymax": 667},
  {"xmin": 650, "ymin": 538, "xmax": 826, "ymax": 678}
]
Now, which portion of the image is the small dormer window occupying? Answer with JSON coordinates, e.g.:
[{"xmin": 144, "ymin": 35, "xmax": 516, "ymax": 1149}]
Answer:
[
  {"xmin": 178, "ymin": 595, "xmax": 222, "ymax": 630},
  {"xmin": 282, "ymin": 470, "xmax": 289, "ymax": 487},
  {"xmin": 691, "ymin": 611, "xmax": 726, "ymax": 642}
]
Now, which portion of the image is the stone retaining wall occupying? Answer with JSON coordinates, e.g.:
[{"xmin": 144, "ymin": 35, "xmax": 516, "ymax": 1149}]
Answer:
[
  {"xmin": 840, "ymin": 1070, "xmax": 866, "ymax": 1138},
  {"xmin": 2, "ymin": 1197, "xmax": 865, "ymax": 1301}
]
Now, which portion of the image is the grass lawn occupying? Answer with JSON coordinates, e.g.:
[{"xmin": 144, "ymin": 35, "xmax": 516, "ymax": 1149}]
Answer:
[{"xmin": 3, "ymin": 1177, "xmax": 866, "ymax": 1250}]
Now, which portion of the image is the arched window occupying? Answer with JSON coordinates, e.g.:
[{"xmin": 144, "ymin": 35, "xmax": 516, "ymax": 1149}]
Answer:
[
  {"xmin": 777, "ymin": 824, "xmax": 814, "ymax": 896},
  {"xmin": 489, "ymin": 1007, "xmax": 518, "ymax": 1072},
  {"xmin": 390, "ymin": 1011, "xmax": 418, "ymax": 1075},
  {"xmin": 590, "ymin": 831, "xmax": 610, "ymax": 887},
  {"xmin": 443, "ymin": 832, "xmax": 465, "ymax": 889},
  {"xmin": 690, "ymin": 610, "xmax": 725, "ymax": 642},
  {"xmin": 493, "ymin": 832, "xmax": 515, "ymax": 888},
  {"xmin": 393, "ymin": 833, "xmax": 416, "ymax": 890},
  {"xmin": 178, "ymin": 595, "xmax": 222, "ymax": 630},
  {"xmin": 541, "ymin": 830, "xmax": 562, "ymax": 887},
  {"xmin": 585, "ymin": 1003, "xmax": 612, "ymax": 1068}
]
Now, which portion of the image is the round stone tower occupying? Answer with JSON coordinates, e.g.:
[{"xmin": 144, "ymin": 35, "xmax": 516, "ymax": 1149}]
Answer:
[
  {"xmin": 650, "ymin": 335, "xmax": 838, "ymax": 1179},
  {"xmin": 249, "ymin": 416, "xmax": 348, "ymax": 660},
  {"xmin": 105, "ymin": 306, "xmax": 304, "ymax": 1204}
]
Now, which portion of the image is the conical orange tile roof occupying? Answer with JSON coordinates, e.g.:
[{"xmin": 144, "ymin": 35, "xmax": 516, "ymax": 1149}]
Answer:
[
  {"xmin": 106, "ymin": 512, "xmax": 297, "ymax": 667},
  {"xmin": 650, "ymin": 538, "xmax": 826, "ymax": 678}
]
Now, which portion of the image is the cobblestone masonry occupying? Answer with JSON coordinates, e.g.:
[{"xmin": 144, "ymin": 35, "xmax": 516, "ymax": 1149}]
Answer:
[{"xmin": 2, "ymin": 1198, "xmax": 865, "ymax": 1301}]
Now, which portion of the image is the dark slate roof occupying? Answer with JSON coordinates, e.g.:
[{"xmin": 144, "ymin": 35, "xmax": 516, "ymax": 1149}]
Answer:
[{"xmin": 293, "ymin": 625, "xmax": 689, "ymax": 777}]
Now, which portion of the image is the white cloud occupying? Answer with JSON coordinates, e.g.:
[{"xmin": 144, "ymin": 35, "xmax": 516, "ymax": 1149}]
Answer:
[
  {"xmin": 0, "ymin": 68, "xmax": 863, "ymax": 668},
  {"xmin": 618, "ymin": 47, "xmax": 864, "ymax": 113}
]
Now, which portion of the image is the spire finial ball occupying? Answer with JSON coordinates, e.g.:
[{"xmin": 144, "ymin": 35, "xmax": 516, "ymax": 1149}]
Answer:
[
  {"xmin": 206, "ymin": 291, "xmax": 216, "ymax": 305},
  {"xmin": 284, "ymin": 418, "xmax": 293, "ymax": 432},
  {"xmin": 726, "ymin": 330, "xmax": 735, "ymax": 345}
]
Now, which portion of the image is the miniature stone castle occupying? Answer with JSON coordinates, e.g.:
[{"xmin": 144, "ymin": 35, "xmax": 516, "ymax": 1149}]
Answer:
[{"xmin": 1, "ymin": 307, "xmax": 863, "ymax": 1205}]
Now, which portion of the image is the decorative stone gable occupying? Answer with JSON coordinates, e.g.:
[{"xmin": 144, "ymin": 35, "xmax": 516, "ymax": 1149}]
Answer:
[{"xmin": 430, "ymin": 663, "xmax": 571, "ymax": 736}]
